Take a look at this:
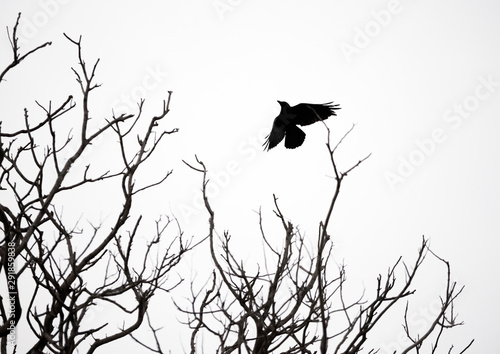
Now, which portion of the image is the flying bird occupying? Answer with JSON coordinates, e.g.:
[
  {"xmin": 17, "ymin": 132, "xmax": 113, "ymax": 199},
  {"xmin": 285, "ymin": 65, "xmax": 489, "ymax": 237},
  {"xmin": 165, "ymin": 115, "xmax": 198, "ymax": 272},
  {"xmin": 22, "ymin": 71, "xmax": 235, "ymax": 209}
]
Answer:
[{"xmin": 263, "ymin": 101, "xmax": 340, "ymax": 151}]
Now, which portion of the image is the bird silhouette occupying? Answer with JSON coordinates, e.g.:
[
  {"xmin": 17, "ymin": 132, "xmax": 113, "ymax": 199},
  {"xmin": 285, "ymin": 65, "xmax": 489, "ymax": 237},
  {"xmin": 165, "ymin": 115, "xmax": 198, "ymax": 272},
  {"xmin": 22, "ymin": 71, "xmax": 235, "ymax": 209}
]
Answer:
[{"xmin": 263, "ymin": 101, "xmax": 340, "ymax": 151}]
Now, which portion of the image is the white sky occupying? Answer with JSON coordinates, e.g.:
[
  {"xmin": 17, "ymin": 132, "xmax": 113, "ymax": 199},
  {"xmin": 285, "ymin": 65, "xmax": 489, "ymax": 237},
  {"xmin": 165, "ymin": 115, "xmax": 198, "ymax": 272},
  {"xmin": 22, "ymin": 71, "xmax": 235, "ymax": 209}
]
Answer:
[{"xmin": 1, "ymin": 0, "xmax": 499, "ymax": 353}]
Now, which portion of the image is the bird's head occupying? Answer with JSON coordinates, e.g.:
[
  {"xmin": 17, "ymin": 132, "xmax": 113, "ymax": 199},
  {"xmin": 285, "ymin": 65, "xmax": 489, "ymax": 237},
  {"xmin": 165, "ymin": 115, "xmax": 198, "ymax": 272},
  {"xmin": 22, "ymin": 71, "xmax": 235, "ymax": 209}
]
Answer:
[
  {"xmin": 277, "ymin": 101, "xmax": 290, "ymax": 115},
  {"xmin": 277, "ymin": 100, "xmax": 289, "ymax": 108}
]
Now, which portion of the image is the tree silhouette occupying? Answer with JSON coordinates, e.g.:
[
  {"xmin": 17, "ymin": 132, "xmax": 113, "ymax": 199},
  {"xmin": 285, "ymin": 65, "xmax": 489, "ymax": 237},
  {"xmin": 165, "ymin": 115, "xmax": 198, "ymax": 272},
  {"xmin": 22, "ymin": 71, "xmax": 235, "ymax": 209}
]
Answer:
[
  {"xmin": 0, "ymin": 12, "xmax": 474, "ymax": 354},
  {"xmin": 181, "ymin": 124, "xmax": 473, "ymax": 353},
  {"xmin": 0, "ymin": 14, "xmax": 194, "ymax": 354}
]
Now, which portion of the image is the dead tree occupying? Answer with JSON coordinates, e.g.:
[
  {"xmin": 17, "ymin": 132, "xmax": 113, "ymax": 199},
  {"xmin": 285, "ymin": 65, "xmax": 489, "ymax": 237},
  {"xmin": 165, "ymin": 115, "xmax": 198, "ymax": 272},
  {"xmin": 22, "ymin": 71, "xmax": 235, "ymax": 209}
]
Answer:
[
  {"xmin": 0, "ymin": 14, "xmax": 192, "ymax": 354},
  {"xmin": 181, "ymin": 124, "xmax": 473, "ymax": 353}
]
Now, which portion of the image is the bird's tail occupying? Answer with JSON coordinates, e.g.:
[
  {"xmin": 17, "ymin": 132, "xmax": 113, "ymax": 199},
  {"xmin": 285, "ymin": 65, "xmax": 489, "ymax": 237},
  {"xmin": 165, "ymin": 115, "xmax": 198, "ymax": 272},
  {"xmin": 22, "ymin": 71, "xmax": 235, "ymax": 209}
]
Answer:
[{"xmin": 284, "ymin": 125, "xmax": 306, "ymax": 149}]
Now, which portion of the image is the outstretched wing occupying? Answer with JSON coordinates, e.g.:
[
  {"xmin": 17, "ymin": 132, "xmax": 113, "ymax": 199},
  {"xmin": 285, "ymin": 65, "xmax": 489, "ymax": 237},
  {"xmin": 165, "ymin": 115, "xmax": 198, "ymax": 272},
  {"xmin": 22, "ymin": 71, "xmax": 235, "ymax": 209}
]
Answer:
[
  {"xmin": 290, "ymin": 102, "xmax": 341, "ymax": 126},
  {"xmin": 263, "ymin": 117, "xmax": 286, "ymax": 151}
]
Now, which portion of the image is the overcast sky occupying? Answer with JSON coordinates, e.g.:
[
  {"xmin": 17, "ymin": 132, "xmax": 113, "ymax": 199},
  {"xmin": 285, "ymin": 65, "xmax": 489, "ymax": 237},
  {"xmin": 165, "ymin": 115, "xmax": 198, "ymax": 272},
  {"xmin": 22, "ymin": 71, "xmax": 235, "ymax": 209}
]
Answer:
[{"xmin": 1, "ymin": 1, "xmax": 499, "ymax": 353}]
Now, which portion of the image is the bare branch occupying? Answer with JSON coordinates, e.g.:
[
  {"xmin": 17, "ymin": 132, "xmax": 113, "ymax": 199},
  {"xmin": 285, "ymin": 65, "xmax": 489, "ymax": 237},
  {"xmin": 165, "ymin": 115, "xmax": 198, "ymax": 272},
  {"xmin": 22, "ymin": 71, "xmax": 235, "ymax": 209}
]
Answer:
[{"xmin": 0, "ymin": 13, "xmax": 52, "ymax": 84}]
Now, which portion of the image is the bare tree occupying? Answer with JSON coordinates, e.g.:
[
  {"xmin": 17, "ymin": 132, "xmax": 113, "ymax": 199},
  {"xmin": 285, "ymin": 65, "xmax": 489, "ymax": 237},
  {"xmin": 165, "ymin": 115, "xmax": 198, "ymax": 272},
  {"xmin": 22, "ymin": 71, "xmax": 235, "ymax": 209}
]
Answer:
[
  {"xmin": 0, "ymin": 12, "xmax": 475, "ymax": 354},
  {"xmin": 0, "ymin": 14, "xmax": 193, "ymax": 354},
  {"xmin": 181, "ymin": 124, "xmax": 473, "ymax": 353}
]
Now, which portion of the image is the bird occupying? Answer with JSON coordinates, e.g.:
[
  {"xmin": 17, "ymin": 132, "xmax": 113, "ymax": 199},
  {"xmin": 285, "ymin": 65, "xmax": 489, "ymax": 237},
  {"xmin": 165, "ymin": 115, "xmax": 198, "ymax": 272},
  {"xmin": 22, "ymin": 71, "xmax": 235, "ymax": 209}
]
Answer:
[{"xmin": 263, "ymin": 101, "xmax": 340, "ymax": 151}]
